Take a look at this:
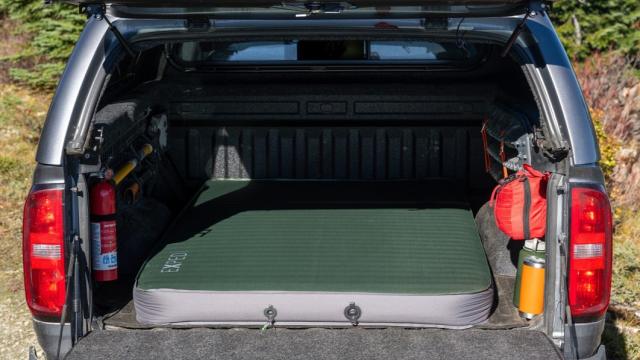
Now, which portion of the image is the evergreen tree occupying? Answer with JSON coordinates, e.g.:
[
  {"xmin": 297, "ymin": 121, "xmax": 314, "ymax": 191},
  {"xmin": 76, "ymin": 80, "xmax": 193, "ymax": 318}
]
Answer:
[
  {"xmin": 1, "ymin": 0, "xmax": 83, "ymax": 88},
  {"xmin": 550, "ymin": 0, "xmax": 640, "ymax": 60}
]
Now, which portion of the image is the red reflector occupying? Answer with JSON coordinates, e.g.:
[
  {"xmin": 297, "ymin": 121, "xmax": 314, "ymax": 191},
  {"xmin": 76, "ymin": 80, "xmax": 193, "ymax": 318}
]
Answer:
[
  {"xmin": 568, "ymin": 187, "xmax": 612, "ymax": 319},
  {"xmin": 22, "ymin": 188, "xmax": 66, "ymax": 318}
]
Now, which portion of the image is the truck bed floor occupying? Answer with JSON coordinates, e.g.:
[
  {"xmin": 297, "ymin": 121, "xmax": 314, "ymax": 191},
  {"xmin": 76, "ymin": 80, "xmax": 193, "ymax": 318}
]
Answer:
[{"xmin": 65, "ymin": 328, "xmax": 562, "ymax": 360}]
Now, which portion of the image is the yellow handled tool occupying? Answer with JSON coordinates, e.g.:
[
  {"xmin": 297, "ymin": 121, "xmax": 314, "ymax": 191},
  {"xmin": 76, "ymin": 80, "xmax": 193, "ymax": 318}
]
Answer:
[{"xmin": 113, "ymin": 144, "xmax": 153, "ymax": 185}]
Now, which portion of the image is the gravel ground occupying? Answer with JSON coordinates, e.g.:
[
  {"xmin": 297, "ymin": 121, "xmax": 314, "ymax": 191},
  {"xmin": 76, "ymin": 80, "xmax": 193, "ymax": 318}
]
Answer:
[{"xmin": 0, "ymin": 283, "xmax": 40, "ymax": 359}]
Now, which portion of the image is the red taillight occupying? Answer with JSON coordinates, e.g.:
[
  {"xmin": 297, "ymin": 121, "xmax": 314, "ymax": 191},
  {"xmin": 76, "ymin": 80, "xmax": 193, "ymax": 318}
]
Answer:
[
  {"xmin": 568, "ymin": 187, "xmax": 612, "ymax": 319},
  {"xmin": 22, "ymin": 188, "xmax": 66, "ymax": 318}
]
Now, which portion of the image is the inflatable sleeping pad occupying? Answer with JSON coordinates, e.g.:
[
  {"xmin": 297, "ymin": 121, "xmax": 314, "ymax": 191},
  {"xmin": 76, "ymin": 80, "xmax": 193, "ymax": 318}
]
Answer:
[{"xmin": 134, "ymin": 180, "xmax": 494, "ymax": 327}]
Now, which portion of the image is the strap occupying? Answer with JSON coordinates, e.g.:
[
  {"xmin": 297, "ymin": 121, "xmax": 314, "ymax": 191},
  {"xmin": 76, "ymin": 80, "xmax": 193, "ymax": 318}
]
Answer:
[
  {"xmin": 523, "ymin": 177, "xmax": 532, "ymax": 240},
  {"xmin": 499, "ymin": 140, "xmax": 508, "ymax": 179},
  {"xmin": 489, "ymin": 184, "xmax": 501, "ymax": 208},
  {"xmin": 522, "ymin": 163, "xmax": 551, "ymax": 180},
  {"xmin": 481, "ymin": 117, "xmax": 491, "ymax": 173},
  {"xmin": 522, "ymin": 163, "xmax": 540, "ymax": 177}
]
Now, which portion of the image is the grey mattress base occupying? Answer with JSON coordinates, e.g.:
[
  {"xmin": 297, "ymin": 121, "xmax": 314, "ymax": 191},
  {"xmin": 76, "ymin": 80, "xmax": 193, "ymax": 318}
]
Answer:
[{"xmin": 133, "ymin": 287, "xmax": 494, "ymax": 328}]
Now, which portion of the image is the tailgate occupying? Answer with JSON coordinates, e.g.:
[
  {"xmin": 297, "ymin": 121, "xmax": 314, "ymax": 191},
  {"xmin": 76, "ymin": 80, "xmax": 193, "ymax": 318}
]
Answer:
[{"xmin": 65, "ymin": 328, "xmax": 562, "ymax": 359}]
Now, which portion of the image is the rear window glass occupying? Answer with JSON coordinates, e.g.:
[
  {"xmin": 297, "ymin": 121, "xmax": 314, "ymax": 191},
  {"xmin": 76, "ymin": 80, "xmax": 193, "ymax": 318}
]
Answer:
[{"xmin": 170, "ymin": 40, "xmax": 479, "ymax": 64}]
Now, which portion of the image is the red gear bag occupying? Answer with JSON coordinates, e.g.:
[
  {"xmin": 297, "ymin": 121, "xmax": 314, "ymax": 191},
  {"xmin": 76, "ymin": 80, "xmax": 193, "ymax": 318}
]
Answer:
[{"xmin": 490, "ymin": 164, "xmax": 550, "ymax": 240}]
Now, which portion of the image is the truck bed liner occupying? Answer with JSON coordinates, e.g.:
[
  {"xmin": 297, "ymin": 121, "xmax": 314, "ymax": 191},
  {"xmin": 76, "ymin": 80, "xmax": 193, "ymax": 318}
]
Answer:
[{"xmin": 65, "ymin": 328, "xmax": 562, "ymax": 360}]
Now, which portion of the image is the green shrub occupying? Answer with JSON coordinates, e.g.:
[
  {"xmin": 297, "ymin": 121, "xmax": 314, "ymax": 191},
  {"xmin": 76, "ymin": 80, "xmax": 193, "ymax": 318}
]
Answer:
[
  {"xmin": 590, "ymin": 108, "xmax": 618, "ymax": 185},
  {"xmin": 9, "ymin": 62, "xmax": 66, "ymax": 89},
  {"xmin": 0, "ymin": 0, "xmax": 84, "ymax": 89}
]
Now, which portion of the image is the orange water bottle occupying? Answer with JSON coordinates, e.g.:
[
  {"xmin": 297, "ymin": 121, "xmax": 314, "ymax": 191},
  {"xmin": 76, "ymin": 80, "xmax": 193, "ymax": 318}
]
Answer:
[{"xmin": 518, "ymin": 256, "xmax": 545, "ymax": 319}]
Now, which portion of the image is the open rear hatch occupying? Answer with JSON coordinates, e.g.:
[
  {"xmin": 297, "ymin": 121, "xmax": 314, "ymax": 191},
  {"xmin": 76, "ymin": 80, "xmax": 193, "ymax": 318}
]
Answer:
[{"xmin": 53, "ymin": 0, "xmax": 548, "ymax": 17}]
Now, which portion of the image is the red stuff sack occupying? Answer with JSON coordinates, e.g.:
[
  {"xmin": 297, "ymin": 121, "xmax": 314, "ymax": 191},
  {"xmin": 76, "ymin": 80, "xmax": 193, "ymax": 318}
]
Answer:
[{"xmin": 490, "ymin": 164, "xmax": 550, "ymax": 240}]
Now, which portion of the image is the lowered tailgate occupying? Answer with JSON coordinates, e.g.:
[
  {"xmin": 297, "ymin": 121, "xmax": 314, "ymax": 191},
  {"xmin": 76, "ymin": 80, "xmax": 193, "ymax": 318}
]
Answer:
[{"xmin": 65, "ymin": 328, "xmax": 562, "ymax": 359}]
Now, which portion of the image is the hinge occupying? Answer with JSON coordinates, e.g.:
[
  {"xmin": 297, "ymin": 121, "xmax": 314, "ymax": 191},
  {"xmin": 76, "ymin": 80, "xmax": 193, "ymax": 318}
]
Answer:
[
  {"xmin": 80, "ymin": 4, "xmax": 136, "ymax": 58},
  {"xmin": 279, "ymin": 2, "xmax": 353, "ymax": 18},
  {"xmin": 186, "ymin": 17, "xmax": 212, "ymax": 32},
  {"xmin": 557, "ymin": 183, "xmax": 568, "ymax": 195},
  {"xmin": 304, "ymin": 2, "xmax": 346, "ymax": 15},
  {"xmin": 69, "ymin": 186, "xmax": 84, "ymax": 197},
  {"xmin": 543, "ymin": 145, "xmax": 570, "ymax": 163},
  {"xmin": 534, "ymin": 127, "xmax": 570, "ymax": 162},
  {"xmin": 81, "ymin": 4, "xmax": 106, "ymax": 19},
  {"xmin": 82, "ymin": 126, "xmax": 104, "ymax": 165},
  {"xmin": 558, "ymin": 232, "xmax": 567, "ymax": 248},
  {"xmin": 539, "ymin": 0, "xmax": 552, "ymax": 14},
  {"xmin": 528, "ymin": 0, "xmax": 547, "ymax": 14},
  {"xmin": 421, "ymin": 17, "xmax": 448, "ymax": 31}
]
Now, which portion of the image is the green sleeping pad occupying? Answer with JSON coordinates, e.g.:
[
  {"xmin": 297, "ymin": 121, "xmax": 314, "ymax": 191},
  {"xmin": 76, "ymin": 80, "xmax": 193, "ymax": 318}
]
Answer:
[{"xmin": 134, "ymin": 180, "xmax": 494, "ymax": 326}]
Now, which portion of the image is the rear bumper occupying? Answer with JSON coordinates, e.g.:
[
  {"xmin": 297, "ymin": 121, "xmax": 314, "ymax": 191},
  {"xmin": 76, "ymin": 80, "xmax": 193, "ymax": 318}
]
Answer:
[
  {"xmin": 581, "ymin": 345, "xmax": 606, "ymax": 360},
  {"xmin": 573, "ymin": 318, "xmax": 606, "ymax": 359},
  {"xmin": 32, "ymin": 319, "xmax": 71, "ymax": 359}
]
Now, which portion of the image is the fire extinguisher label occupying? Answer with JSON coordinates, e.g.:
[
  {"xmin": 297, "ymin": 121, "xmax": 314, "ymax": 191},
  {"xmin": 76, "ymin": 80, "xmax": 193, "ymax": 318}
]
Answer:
[{"xmin": 91, "ymin": 221, "xmax": 117, "ymax": 271}]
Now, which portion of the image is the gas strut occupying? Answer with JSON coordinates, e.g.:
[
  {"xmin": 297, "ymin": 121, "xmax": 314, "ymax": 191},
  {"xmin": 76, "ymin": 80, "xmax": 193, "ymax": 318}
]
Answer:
[
  {"xmin": 55, "ymin": 179, "xmax": 90, "ymax": 360},
  {"xmin": 55, "ymin": 235, "xmax": 81, "ymax": 360},
  {"xmin": 501, "ymin": 9, "xmax": 534, "ymax": 58},
  {"xmin": 84, "ymin": 4, "xmax": 136, "ymax": 58}
]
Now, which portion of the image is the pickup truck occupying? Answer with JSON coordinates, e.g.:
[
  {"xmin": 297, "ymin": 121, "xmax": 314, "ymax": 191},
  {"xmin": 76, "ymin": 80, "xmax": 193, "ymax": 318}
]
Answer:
[{"xmin": 23, "ymin": 1, "xmax": 610, "ymax": 359}]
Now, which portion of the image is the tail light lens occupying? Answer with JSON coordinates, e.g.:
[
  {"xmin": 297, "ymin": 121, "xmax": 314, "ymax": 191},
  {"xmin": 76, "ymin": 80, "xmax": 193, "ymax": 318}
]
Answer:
[
  {"xmin": 568, "ymin": 187, "xmax": 612, "ymax": 319},
  {"xmin": 23, "ymin": 188, "xmax": 66, "ymax": 319}
]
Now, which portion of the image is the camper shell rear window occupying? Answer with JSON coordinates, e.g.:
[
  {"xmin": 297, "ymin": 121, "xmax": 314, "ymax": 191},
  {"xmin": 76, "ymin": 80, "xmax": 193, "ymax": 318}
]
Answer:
[{"xmin": 169, "ymin": 40, "xmax": 484, "ymax": 67}]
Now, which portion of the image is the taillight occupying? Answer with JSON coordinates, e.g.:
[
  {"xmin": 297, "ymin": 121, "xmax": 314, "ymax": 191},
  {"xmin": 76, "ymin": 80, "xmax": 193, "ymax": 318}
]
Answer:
[
  {"xmin": 22, "ymin": 188, "xmax": 66, "ymax": 319},
  {"xmin": 568, "ymin": 187, "xmax": 612, "ymax": 319}
]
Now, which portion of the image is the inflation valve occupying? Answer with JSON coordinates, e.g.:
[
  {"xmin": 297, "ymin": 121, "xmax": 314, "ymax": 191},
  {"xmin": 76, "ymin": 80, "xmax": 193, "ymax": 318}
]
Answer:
[
  {"xmin": 344, "ymin": 302, "xmax": 362, "ymax": 326},
  {"xmin": 261, "ymin": 305, "xmax": 278, "ymax": 332}
]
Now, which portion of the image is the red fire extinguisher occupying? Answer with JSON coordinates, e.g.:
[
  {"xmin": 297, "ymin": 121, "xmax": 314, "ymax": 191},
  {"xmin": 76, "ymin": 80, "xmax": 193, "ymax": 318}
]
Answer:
[{"xmin": 90, "ymin": 176, "xmax": 118, "ymax": 282}]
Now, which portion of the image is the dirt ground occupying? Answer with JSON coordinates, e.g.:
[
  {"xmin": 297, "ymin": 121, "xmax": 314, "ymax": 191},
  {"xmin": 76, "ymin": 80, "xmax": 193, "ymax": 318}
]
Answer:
[{"xmin": 0, "ymin": 81, "xmax": 48, "ymax": 358}]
